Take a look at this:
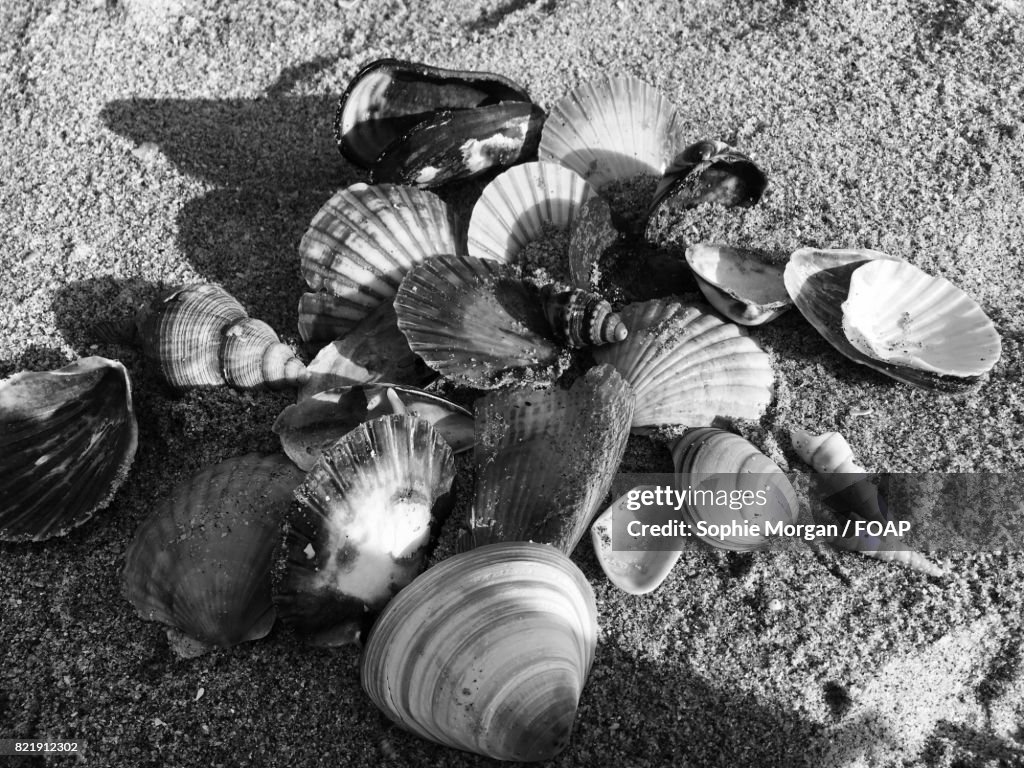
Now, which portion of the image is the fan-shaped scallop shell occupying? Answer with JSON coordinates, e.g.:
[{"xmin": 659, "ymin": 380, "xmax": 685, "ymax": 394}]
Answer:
[
  {"xmin": 276, "ymin": 414, "xmax": 455, "ymax": 646},
  {"xmin": 671, "ymin": 428, "xmax": 799, "ymax": 551},
  {"xmin": 840, "ymin": 259, "xmax": 1000, "ymax": 378},
  {"xmin": 685, "ymin": 243, "xmax": 792, "ymax": 325},
  {"xmin": 466, "ymin": 160, "xmax": 596, "ymax": 263},
  {"xmin": 298, "ymin": 184, "xmax": 460, "ymax": 339},
  {"xmin": 394, "ymin": 252, "xmax": 565, "ymax": 388},
  {"xmin": 465, "ymin": 365, "xmax": 634, "ymax": 554},
  {"xmin": 361, "ymin": 541, "xmax": 597, "ymax": 762},
  {"xmin": 122, "ymin": 454, "xmax": 303, "ymax": 654},
  {"xmin": 539, "ymin": 75, "xmax": 682, "ymax": 191},
  {"xmin": 1, "ymin": 356, "xmax": 138, "ymax": 542},
  {"xmin": 591, "ymin": 299, "xmax": 774, "ymax": 430}
]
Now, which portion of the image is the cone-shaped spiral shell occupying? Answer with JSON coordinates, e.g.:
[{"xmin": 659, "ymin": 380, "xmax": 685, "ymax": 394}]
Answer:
[
  {"xmin": 277, "ymin": 415, "xmax": 455, "ymax": 646},
  {"xmin": 361, "ymin": 541, "xmax": 598, "ymax": 762},
  {"xmin": 539, "ymin": 284, "xmax": 628, "ymax": 347},
  {"xmin": 671, "ymin": 428, "xmax": 799, "ymax": 551},
  {"xmin": 465, "ymin": 365, "xmax": 634, "ymax": 554},
  {"xmin": 1, "ymin": 357, "xmax": 138, "ymax": 541},
  {"xmin": 136, "ymin": 283, "xmax": 307, "ymax": 390},
  {"xmin": 122, "ymin": 454, "xmax": 303, "ymax": 653},
  {"xmin": 539, "ymin": 75, "xmax": 683, "ymax": 191},
  {"xmin": 298, "ymin": 184, "xmax": 460, "ymax": 339},
  {"xmin": 789, "ymin": 427, "xmax": 863, "ymax": 475},
  {"xmin": 650, "ymin": 140, "xmax": 768, "ymax": 213},
  {"xmin": 840, "ymin": 260, "xmax": 1000, "ymax": 378},
  {"xmin": 394, "ymin": 253, "xmax": 564, "ymax": 388},
  {"xmin": 784, "ymin": 248, "xmax": 980, "ymax": 393},
  {"xmin": 592, "ymin": 299, "xmax": 774, "ymax": 430},
  {"xmin": 274, "ymin": 383, "xmax": 473, "ymax": 471},
  {"xmin": 685, "ymin": 243, "xmax": 792, "ymax": 326},
  {"xmin": 336, "ymin": 58, "xmax": 532, "ymax": 169},
  {"xmin": 467, "ymin": 160, "xmax": 596, "ymax": 263}
]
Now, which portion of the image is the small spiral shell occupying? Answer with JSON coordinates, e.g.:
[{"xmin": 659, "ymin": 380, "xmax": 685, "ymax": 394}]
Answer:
[
  {"xmin": 789, "ymin": 428, "xmax": 863, "ymax": 475},
  {"xmin": 539, "ymin": 284, "xmax": 628, "ymax": 348}
]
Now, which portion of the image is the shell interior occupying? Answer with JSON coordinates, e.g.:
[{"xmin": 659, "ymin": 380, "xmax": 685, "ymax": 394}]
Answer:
[
  {"xmin": 650, "ymin": 140, "xmax": 768, "ymax": 214},
  {"xmin": 685, "ymin": 243, "xmax": 792, "ymax": 325}
]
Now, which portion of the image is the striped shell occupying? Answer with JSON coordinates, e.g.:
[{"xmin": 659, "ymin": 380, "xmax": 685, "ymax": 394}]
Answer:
[
  {"xmin": 539, "ymin": 284, "xmax": 628, "ymax": 347},
  {"xmin": 361, "ymin": 542, "xmax": 597, "ymax": 762},
  {"xmin": 1, "ymin": 356, "xmax": 138, "ymax": 541}
]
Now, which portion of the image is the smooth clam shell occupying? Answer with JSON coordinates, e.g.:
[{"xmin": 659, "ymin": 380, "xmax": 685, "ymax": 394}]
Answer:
[
  {"xmin": 1, "ymin": 356, "xmax": 138, "ymax": 541},
  {"xmin": 685, "ymin": 243, "xmax": 792, "ymax": 326},
  {"xmin": 274, "ymin": 383, "xmax": 473, "ymax": 471},
  {"xmin": 650, "ymin": 140, "xmax": 768, "ymax": 214},
  {"xmin": 122, "ymin": 454, "xmax": 303, "ymax": 650},
  {"xmin": 590, "ymin": 487, "xmax": 684, "ymax": 595},
  {"xmin": 361, "ymin": 541, "xmax": 597, "ymax": 762},
  {"xmin": 671, "ymin": 428, "xmax": 799, "ymax": 551},
  {"xmin": 394, "ymin": 252, "xmax": 565, "ymax": 388},
  {"xmin": 539, "ymin": 75, "xmax": 682, "ymax": 191},
  {"xmin": 840, "ymin": 259, "xmax": 1001, "ymax": 378},
  {"xmin": 465, "ymin": 365, "xmax": 635, "ymax": 554},
  {"xmin": 336, "ymin": 58, "xmax": 532, "ymax": 169},
  {"xmin": 592, "ymin": 299, "xmax": 775, "ymax": 429},
  {"xmin": 371, "ymin": 102, "xmax": 545, "ymax": 188},
  {"xmin": 467, "ymin": 160, "xmax": 596, "ymax": 264},
  {"xmin": 277, "ymin": 414, "xmax": 455, "ymax": 646},
  {"xmin": 298, "ymin": 184, "xmax": 460, "ymax": 339}
]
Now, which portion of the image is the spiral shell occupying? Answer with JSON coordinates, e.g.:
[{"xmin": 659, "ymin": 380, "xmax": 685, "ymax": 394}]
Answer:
[
  {"xmin": 122, "ymin": 454, "xmax": 303, "ymax": 655},
  {"xmin": 136, "ymin": 283, "xmax": 307, "ymax": 390},
  {"xmin": 276, "ymin": 415, "xmax": 455, "ymax": 646},
  {"xmin": 539, "ymin": 284, "xmax": 628, "ymax": 347},
  {"xmin": 1, "ymin": 356, "xmax": 138, "ymax": 541},
  {"xmin": 361, "ymin": 542, "xmax": 598, "ymax": 762}
]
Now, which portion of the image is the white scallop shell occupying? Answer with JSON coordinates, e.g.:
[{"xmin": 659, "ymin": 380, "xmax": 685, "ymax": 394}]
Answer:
[
  {"xmin": 840, "ymin": 260, "xmax": 1000, "ymax": 378},
  {"xmin": 685, "ymin": 243, "xmax": 792, "ymax": 326},
  {"xmin": 591, "ymin": 299, "xmax": 775, "ymax": 429},
  {"xmin": 298, "ymin": 184, "xmax": 459, "ymax": 339},
  {"xmin": 466, "ymin": 160, "xmax": 596, "ymax": 263},
  {"xmin": 539, "ymin": 75, "xmax": 683, "ymax": 190}
]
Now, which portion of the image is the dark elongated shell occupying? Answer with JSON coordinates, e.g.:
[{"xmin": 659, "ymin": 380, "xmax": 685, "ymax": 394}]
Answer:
[
  {"xmin": 1, "ymin": 356, "xmax": 138, "ymax": 541},
  {"xmin": 136, "ymin": 283, "xmax": 307, "ymax": 391},
  {"xmin": 122, "ymin": 454, "xmax": 304, "ymax": 655},
  {"xmin": 336, "ymin": 58, "xmax": 532, "ymax": 169},
  {"xmin": 650, "ymin": 140, "xmax": 768, "ymax": 214},
  {"xmin": 539, "ymin": 284, "xmax": 628, "ymax": 347},
  {"xmin": 371, "ymin": 102, "xmax": 546, "ymax": 188}
]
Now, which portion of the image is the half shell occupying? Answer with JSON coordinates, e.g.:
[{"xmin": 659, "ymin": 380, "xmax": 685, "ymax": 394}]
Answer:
[
  {"xmin": 277, "ymin": 414, "xmax": 455, "ymax": 646},
  {"xmin": 685, "ymin": 243, "xmax": 792, "ymax": 325},
  {"xmin": 592, "ymin": 299, "xmax": 775, "ymax": 430},
  {"xmin": 122, "ymin": 454, "xmax": 303, "ymax": 654},
  {"xmin": 1, "ymin": 356, "xmax": 138, "ymax": 541},
  {"xmin": 650, "ymin": 140, "xmax": 768, "ymax": 213},
  {"xmin": 361, "ymin": 541, "xmax": 597, "ymax": 762}
]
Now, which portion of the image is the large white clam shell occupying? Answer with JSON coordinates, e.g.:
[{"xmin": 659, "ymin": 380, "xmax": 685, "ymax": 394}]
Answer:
[
  {"xmin": 298, "ymin": 184, "xmax": 460, "ymax": 340},
  {"xmin": 466, "ymin": 160, "xmax": 596, "ymax": 263},
  {"xmin": 840, "ymin": 259, "xmax": 1000, "ymax": 378},
  {"xmin": 685, "ymin": 243, "xmax": 792, "ymax": 326},
  {"xmin": 361, "ymin": 541, "xmax": 598, "ymax": 762},
  {"xmin": 592, "ymin": 299, "xmax": 775, "ymax": 429}
]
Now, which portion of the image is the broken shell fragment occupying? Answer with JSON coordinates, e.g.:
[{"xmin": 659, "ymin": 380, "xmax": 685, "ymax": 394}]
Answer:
[
  {"xmin": 685, "ymin": 243, "xmax": 792, "ymax": 325},
  {"xmin": 274, "ymin": 383, "xmax": 473, "ymax": 471},
  {"xmin": 567, "ymin": 195, "xmax": 619, "ymax": 290},
  {"xmin": 650, "ymin": 140, "xmax": 768, "ymax": 214},
  {"xmin": 539, "ymin": 284, "xmax": 628, "ymax": 347},
  {"xmin": 361, "ymin": 541, "xmax": 598, "ymax": 762},
  {"xmin": 277, "ymin": 414, "xmax": 455, "ymax": 646},
  {"xmin": 122, "ymin": 454, "xmax": 304, "ymax": 654},
  {"xmin": 1, "ymin": 356, "xmax": 138, "ymax": 542}
]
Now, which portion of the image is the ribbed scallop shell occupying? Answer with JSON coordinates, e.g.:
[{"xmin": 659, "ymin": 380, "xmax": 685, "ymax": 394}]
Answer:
[
  {"xmin": 1, "ymin": 356, "xmax": 138, "ymax": 542},
  {"xmin": 539, "ymin": 75, "xmax": 682, "ymax": 191},
  {"xmin": 539, "ymin": 284, "xmax": 628, "ymax": 347},
  {"xmin": 394, "ymin": 252, "xmax": 565, "ymax": 388},
  {"xmin": 591, "ymin": 299, "xmax": 775, "ymax": 429},
  {"xmin": 685, "ymin": 243, "xmax": 792, "ymax": 326},
  {"xmin": 136, "ymin": 283, "xmax": 307, "ymax": 390},
  {"xmin": 671, "ymin": 428, "xmax": 799, "ymax": 551},
  {"xmin": 274, "ymin": 384, "xmax": 473, "ymax": 471},
  {"xmin": 466, "ymin": 160, "xmax": 596, "ymax": 263},
  {"xmin": 122, "ymin": 454, "xmax": 303, "ymax": 653},
  {"xmin": 361, "ymin": 541, "xmax": 597, "ymax": 762},
  {"xmin": 840, "ymin": 259, "xmax": 1000, "ymax": 378},
  {"xmin": 277, "ymin": 414, "xmax": 455, "ymax": 646},
  {"xmin": 465, "ymin": 365, "xmax": 634, "ymax": 554},
  {"xmin": 299, "ymin": 184, "xmax": 460, "ymax": 339}
]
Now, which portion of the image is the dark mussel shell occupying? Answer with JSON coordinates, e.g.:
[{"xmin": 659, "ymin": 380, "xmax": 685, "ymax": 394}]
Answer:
[
  {"xmin": 336, "ymin": 58, "xmax": 532, "ymax": 169},
  {"xmin": 650, "ymin": 140, "xmax": 768, "ymax": 214}
]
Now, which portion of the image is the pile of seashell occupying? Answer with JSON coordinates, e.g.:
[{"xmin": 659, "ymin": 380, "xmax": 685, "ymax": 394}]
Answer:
[{"xmin": 1, "ymin": 57, "xmax": 1004, "ymax": 762}]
